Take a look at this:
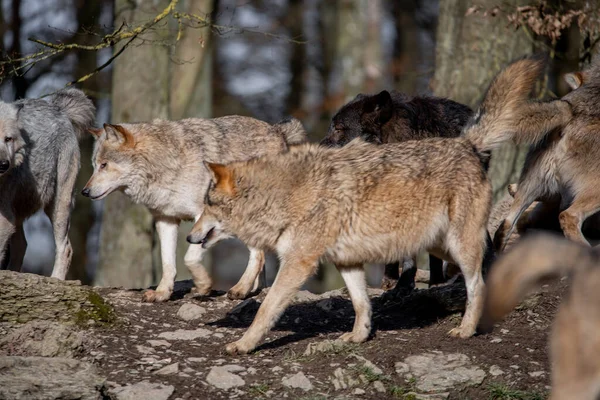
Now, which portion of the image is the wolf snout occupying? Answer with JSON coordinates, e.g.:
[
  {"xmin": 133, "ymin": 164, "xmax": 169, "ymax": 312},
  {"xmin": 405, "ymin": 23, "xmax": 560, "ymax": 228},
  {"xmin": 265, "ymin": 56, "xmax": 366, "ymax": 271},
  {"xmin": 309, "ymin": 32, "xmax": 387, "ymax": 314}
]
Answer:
[
  {"xmin": 81, "ymin": 188, "xmax": 91, "ymax": 197},
  {"xmin": 0, "ymin": 160, "xmax": 10, "ymax": 173},
  {"xmin": 187, "ymin": 227, "xmax": 214, "ymax": 247}
]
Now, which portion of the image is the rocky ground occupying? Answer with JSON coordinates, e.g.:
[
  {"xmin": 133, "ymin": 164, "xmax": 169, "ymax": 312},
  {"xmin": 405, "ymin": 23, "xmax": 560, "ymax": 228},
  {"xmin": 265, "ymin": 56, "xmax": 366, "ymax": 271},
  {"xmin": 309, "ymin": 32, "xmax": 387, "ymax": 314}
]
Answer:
[{"xmin": 0, "ymin": 270, "xmax": 564, "ymax": 400}]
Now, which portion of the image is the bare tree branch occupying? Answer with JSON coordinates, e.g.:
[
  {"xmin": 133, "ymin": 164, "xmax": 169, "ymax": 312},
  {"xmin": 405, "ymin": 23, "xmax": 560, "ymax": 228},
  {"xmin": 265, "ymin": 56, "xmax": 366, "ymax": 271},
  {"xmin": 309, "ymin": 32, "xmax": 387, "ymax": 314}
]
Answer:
[{"xmin": 0, "ymin": 0, "xmax": 305, "ymax": 86}]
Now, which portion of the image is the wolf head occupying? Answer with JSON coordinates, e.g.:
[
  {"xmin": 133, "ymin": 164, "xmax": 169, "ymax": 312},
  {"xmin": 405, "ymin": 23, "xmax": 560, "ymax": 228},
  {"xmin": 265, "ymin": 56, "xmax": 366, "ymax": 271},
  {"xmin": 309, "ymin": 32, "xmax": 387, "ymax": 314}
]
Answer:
[
  {"xmin": 187, "ymin": 163, "xmax": 237, "ymax": 248},
  {"xmin": 0, "ymin": 103, "xmax": 26, "ymax": 176},
  {"xmin": 321, "ymin": 90, "xmax": 394, "ymax": 147},
  {"xmin": 82, "ymin": 123, "xmax": 138, "ymax": 200}
]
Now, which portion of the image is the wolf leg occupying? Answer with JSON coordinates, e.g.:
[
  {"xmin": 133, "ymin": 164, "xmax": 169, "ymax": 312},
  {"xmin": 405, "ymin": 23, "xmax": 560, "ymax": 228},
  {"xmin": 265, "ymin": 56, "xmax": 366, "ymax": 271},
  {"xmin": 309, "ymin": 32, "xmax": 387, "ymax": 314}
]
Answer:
[
  {"xmin": 447, "ymin": 214, "xmax": 486, "ymax": 338},
  {"xmin": 336, "ymin": 264, "xmax": 372, "ymax": 343},
  {"xmin": 184, "ymin": 243, "xmax": 212, "ymax": 296},
  {"xmin": 225, "ymin": 252, "xmax": 319, "ymax": 355},
  {"xmin": 493, "ymin": 188, "xmax": 538, "ymax": 252},
  {"xmin": 0, "ymin": 213, "xmax": 16, "ymax": 270},
  {"xmin": 47, "ymin": 164, "xmax": 78, "ymax": 280},
  {"xmin": 429, "ymin": 255, "xmax": 445, "ymax": 286},
  {"xmin": 227, "ymin": 248, "xmax": 265, "ymax": 300},
  {"xmin": 143, "ymin": 218, "xmax": 179, "ymax": 302},
  {"xmin": 559, "ymin": 194, "xmax": 600, "ymax": 246},
  {"xmin": 9, "ymin": 223, "xmax": 26, "ymax": 272}
]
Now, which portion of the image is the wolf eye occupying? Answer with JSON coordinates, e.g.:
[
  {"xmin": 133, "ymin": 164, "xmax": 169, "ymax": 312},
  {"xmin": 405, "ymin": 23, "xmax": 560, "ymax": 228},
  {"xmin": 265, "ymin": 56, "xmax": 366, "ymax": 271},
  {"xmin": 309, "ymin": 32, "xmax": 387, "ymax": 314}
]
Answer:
[
  {"xmin": 4, "ymin": 137, "xmax": 12, "ymax": 143},
  {"xmin": 99, "ymin": 162, "xmax": 107, "ymax": 170}
]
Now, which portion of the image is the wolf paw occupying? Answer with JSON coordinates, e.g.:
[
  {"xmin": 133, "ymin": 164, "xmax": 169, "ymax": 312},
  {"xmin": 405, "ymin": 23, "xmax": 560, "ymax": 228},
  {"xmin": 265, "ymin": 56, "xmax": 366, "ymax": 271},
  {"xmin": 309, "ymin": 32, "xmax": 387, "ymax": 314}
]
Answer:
[
  {"xmin": 448, "ymin": 326, "xmax": 475, "ymax": 339},
  {"xmin": 225, "ymin": 340, "xmax": 253, "ymax": 355},
  {"xmin": 337, "ymin": 331, "xmax": 369, "ymax": 343},
  {"xmin": 227, "ymin": 284, "xmax": 252, "ymax": 300},
  {"xmin": 190, "ymin": 285, "xmax": 212, "ymax": 297},
  {"xmin": 381, "ymin": 277, "xmax": 398, "ymax": 291},
  {"xmin": 142, "ymin": 289, "xmax": 172, "ymax": 303},
  {"xmin": 227, "ymin": 289, "xmax": 250, "ymax": 300}
]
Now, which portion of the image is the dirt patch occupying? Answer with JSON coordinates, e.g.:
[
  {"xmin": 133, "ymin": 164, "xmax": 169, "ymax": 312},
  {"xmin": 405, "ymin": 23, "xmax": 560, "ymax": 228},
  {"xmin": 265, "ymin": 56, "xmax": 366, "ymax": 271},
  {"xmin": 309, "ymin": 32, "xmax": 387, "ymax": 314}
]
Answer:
[{"xmin": 1, "ymin": 277, "xmax": 564, "ymax": 399}]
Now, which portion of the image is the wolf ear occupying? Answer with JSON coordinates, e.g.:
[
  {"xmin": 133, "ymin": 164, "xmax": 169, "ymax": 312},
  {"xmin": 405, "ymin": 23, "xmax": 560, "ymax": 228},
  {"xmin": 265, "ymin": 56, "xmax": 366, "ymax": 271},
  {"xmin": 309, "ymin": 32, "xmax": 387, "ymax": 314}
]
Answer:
[
  {"xmin": 363, "ymin": 90, "xmax": 393, "ymax": 124},
  {"xmin": 205, "ymin": 162, "xmax": 236, "ymax": 196},
  {"xmin": 88, "ymin": 127, "xmax": 103, "ymax": 139},
  {"xmin": 564, "ymin": 72, "xmax": 584, "ymax": 90},
  {"xmin": 103, "ymin": 123, "xmax": 135, "ymax": 147}
]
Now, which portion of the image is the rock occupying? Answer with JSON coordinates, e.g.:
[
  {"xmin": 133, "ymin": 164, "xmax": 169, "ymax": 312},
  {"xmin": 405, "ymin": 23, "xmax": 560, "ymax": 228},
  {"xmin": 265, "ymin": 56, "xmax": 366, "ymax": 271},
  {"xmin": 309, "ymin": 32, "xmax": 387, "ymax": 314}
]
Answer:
[
  {"xmin": 331, "ymin": 367, "xmax": 360, "ymax": 390},
  {"xmin": 395, "ymin": 352, "xmax": 485, "ymax": 393},
  {"xmin": 353, "ymin": 388, "xmax": 366, "ymax": 395},
  {"xmin": 489, "ymin": 365, "xmax": 504, "ymax": 376},
  {"xmin": 294, "ymin": 290, "xmax": 320, "ymax": 303},
  {"xmin": 0, "ymin": 321, "xmax": 88, "ymax": 357},
  {"xmin": 136, "ymin": 345, "xmax": 155, "ymax": 355},
  {"xmin": 405, "ymin": 392, "xmax": 450, "ymax": 400},
  {"xmin": 157, "ymin": 328, "xmax": 211, "ymax": 340},
  {"xmin": 155, "ymin": 363, "xmax": 179, "ymax": 375},
  {"xmin": 282, "ymin": 372, "xmax": 313, "ymax": 391},
  {"xmin": 176, "ymin": 303, "xmax": 206, "ymax": 321},
  {"xmin": 0, "ymin": 271, "xmax": 116, "ymax": 324},
  {"xmin": 109, "ymin": 380, "xmax": 175, "ymax": 400},
  {"xmin": 206, "ymin": 365, "xmax": 246, "ymax": 390},
  {"xmin": 529, "ymin": 371, "xmax": 545, "ymax": 378},
  {"xmin": 353, "ymin": 355, "xmax": 383, "ymax": 375},
  {"xmin": 373, "ymin": 381, "xmax": 386, "ymax": 393},
  {"xmin": 0, "ymin": 356, "xmax": 106, "ymax": 400},
  {"xmin": 148, "ymin": 340, "xmax": 171, "ymax": 348}
]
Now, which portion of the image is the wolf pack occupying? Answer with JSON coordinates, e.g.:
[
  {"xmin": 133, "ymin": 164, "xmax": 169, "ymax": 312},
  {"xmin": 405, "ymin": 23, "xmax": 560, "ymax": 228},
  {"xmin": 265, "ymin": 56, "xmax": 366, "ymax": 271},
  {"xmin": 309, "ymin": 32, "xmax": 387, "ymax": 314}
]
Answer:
[{"xmin": 1, "ymin": 55, "xmax": 599, "ymax": 398}]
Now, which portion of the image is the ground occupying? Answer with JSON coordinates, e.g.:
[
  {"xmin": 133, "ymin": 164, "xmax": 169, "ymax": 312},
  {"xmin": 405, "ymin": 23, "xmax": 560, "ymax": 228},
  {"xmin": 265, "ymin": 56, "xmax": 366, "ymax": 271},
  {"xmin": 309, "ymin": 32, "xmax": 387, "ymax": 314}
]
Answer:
[{"xmin": 0, "ymin": 275, "xmax": 565, "ymax": 400}]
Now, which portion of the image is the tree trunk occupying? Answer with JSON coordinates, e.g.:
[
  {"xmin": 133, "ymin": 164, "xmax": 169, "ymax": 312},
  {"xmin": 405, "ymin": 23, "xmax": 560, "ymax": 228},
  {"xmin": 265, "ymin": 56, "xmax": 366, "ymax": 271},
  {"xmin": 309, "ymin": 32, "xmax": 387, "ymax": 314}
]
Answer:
[
  {"xmin": 94, "ymin": 0, "xmax": 171, "ymax": 289},
  {"xmin": 433, "ymin": 0, "xmax": 532, "ymax": 203},
  {"xmin": 170, "ymin": 0, "xmax": 214, "ymax": 282},
  {"xmin": 68, "ymin": 0, "xmax": 104, "ymax": 284},
  {"xmin": 9, "ymin": 0, "xmax": 27, "ymax": 99}
]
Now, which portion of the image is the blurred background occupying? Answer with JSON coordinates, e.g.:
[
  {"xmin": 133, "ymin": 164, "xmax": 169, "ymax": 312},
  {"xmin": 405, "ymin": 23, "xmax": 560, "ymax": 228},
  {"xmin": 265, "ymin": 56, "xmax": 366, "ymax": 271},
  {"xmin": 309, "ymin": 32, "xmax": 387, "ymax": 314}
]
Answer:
[{"xmin": 0, "ymin": 0, "xmax": 598, "ymax": 292}]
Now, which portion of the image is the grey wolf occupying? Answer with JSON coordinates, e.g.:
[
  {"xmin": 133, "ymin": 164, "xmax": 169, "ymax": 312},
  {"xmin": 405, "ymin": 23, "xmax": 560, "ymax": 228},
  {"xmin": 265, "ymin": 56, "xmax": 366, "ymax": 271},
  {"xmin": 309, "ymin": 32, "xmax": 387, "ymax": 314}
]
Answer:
[
  {"xmin": 82, "ymin": 116, "xmax": 306, "ymax": 302},
  {"xmin": 493, "ymin": 60, "xmax": 600, "ymax": 251},
  {"xmin": 321, "ymin": 90, "xmax": 474, "ymax": 290},
  {"xmin": 187, "ymin": 56, "xmax": 571, "ymax": 355},
  {"xmin": 490, "ymin": 183, "xmax": 600, "ymax": 251},
  {"xmin": 0, "ymin": 89, "xmax": 95, "ymax": 279},
  {"xmin": 481, "ymin": 233, "xmax": 600, "ymax": 400}
]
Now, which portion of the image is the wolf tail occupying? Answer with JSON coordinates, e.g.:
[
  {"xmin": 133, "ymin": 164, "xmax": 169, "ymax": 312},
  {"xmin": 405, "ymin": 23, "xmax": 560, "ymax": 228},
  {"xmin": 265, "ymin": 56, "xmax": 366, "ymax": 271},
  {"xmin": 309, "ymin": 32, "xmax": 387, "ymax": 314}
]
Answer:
[
  {"xmin": 275, "ymin": 117, "xmax": 308, "ymax": 146},
  {"xmin": 463, "ymin": 55, "xmax": 572, "ymax": 153},
  {"xmin": 480, "ymin": 233, "xmax": 591, "ymax": 331},
  {"xmin": 50, "ymin": 88, "xmax": 96, "ymax": 140}
]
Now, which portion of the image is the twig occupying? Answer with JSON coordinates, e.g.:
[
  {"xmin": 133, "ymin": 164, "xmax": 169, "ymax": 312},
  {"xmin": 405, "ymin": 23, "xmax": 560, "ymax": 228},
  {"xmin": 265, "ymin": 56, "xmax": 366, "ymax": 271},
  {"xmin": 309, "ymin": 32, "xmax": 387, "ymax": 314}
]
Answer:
[{"xmin": 0, "ymin": 0, "xmax": 304, "ymax": 85}]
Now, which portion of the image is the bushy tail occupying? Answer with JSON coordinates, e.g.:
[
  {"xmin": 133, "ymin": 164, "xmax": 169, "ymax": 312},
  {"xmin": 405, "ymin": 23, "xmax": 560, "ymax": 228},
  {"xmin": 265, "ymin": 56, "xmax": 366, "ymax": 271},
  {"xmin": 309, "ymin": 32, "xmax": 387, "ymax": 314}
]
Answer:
[
  {"xmin": 463, "ymin": 55, "xmax": 572, "ymax": 153},
  {"xmin": 50, "ymin": 88, "xmax": 96, "ymax": 140},
  {"xmin": 274, "ymin": 117, "xmax": 308, "ymax": 146},
  {"xmin": 480, "ymin": 233, "xmax": 591, "ymax": 331}
]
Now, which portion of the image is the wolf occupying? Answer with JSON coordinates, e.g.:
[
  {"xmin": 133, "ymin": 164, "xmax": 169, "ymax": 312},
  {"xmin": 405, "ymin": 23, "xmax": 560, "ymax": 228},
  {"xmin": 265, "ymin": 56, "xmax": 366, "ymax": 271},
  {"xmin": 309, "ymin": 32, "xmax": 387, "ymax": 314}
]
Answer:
[
  {"xmin": 321, "ymin": 90, "xmax": 474, "ymax": 290},
  {"xmin": 493, "ymin": 60, "xmax": 600, "ymax": 251},
  {"xmin": 186, "ymin": 56, "xmax": 572, "ymax": 355},
  {"xmin": 82, "ymin": 116, "xmax": 306, "ymax": 302},
  {"xmin": 481, "ymin": 233, "xmax": 600, "ymax": 400},
  {"xmin": 0, "ymin": 89, "xmax": 95, "ymax": 279}
]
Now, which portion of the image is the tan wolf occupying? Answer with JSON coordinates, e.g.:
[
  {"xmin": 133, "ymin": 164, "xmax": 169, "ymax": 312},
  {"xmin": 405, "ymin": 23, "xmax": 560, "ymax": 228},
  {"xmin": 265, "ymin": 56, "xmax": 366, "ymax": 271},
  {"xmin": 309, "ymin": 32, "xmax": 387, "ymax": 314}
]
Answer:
[
  {"xmin": 481, "ymin": 233, "xmax": 600, "ymax": 400},
  {"xmin": 187, "ymin": 56, "xmax": 571, "ymax": 355},
  {"xmin": 82, "ymin": 117, "xmax": 306, "ymax": 302},
  {"xmin": 493, "ymin": 60, "xmax": 600, "ymax": 251}
]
